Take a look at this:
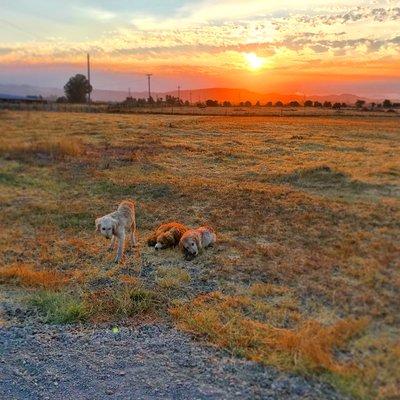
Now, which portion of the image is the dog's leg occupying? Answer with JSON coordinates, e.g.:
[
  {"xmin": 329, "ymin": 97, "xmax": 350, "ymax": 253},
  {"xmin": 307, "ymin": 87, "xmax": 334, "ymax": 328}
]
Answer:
[
  {"xmin": 131, "ymin": 221, "xmax": 137, "ymax": 248},
  {"xmin": 114, "ymin": 232, "xmax": 125, "ymax": 263},
  {"xmin": 108, "ymin": 236, "xmax": 116, "ymax": 252}
]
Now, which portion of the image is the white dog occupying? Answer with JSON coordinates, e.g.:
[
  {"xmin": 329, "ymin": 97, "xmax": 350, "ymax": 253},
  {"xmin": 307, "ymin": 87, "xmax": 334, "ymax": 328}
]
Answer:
[{"xmin": 95, "ymin": 200, "xmax": 137, "ymax": 263}]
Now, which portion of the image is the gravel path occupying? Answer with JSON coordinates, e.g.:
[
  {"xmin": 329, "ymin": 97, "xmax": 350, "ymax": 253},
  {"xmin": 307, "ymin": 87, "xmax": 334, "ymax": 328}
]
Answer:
[{"xmin": 0, "ymin": 323, "xmax": 348, "ymax": 400}]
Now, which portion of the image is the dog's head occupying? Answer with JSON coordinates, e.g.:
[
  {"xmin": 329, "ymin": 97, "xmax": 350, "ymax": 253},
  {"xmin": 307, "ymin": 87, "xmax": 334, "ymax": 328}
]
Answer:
[
  {"xmin": 155, "ymin": 228, "xmax": 179, "ymax": 250},
  {"xmin": 95, "ymin": 216, "xmax": 117, "ymax": 239},
  {"xmin": 179, "ymin": 233, "xmax": 200, "ymax": 258}
]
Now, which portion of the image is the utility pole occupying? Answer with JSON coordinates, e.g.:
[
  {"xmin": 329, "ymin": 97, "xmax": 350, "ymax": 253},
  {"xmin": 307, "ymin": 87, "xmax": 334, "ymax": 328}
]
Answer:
[
  {"xmin": 189, "ymin": 90, "xmax": 192, "ymax": 105},
  {"xmin": 146, "ymin": 74, "xmax": 152, "ymax": 101},
  {"xmin": 87, "ymin": 53, "xmax": 91, "ymax": 104},
  {"xmin": 178, "ymin": 85, "xmax": 180, "ymax": 103}
]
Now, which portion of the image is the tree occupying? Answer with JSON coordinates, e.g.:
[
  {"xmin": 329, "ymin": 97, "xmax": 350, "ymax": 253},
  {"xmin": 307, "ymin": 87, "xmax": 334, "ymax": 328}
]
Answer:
[
  {"xmin": 314, "ymin": 101, "xmax": 322, "ymax": 107},
  {"xmin": 56, "ymin": 96, "xmax": 68, "ymax": 103},
  {"xmin": 332, "ymin": 102, "xmax": 342, "ymax": 109},
  {"xmin": 355, "ymin": 100, "xmax": 366, "ymax": 108},
  {"xmin": 304, "ymin": 100, "xmax": 313, "ymax": 107},
  {"xmin": 289, "ymin": 101, "xmax": 300, "ymax": 107},
  {"xmin": 275, "ymin": 101, "xmax": 283, "ymax": 107},
  {"xmin": 244, "ymin": 100, "xmax": 252, "ymax": 107},
  {"xmin": 205, "ymin": 99, "xmax": 219, "ymax": 107},
  {"xmin": 255, "ymin": 100, "xmax": 260, "ymax": 106},
  {"xmin": 266, "ymin": 101, "xmax": 273, "ymax": 107},
  {"xmin": 383, "ymin": 99, "xmax": 392, "ymax": 108},
  {"xmin": 222, "ymin": 101, "xmax": 232, "ymax": 107},
  {"xmin": 64, "ymin": 74, "xmax": 92, "ymax": 103},
  {"xmin": 323, "ymin": 101, "xmax": 332, "ymax": 108}
]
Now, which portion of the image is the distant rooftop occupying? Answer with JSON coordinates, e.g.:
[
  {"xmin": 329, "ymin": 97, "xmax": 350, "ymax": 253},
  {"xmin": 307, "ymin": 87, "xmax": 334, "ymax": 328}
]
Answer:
[{"xmin": 0, "ymin": 93, "xmax": 43, "ymax": 102}]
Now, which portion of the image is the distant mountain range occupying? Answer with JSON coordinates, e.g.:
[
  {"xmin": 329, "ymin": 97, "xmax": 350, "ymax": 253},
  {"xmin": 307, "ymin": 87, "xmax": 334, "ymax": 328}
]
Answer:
[{"xmin": 0, "ymin": 83, "xmax": 392, "ymax": 104}]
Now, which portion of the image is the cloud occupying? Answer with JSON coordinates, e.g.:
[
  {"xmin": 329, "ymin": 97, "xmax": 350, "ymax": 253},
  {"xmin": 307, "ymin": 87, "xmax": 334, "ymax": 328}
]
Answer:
[
  {"xmin": 1, "ymin": 0, "xmax": 399, "ymax": 88},
  {"xmin": 76, "ymin": 6, "xmax": 116, "ymax": 21}
]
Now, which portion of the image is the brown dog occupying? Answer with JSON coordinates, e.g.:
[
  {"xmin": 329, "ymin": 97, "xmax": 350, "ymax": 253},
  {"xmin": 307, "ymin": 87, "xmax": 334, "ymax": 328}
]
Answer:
[
  {"xmin": 179, "ymin": 226, "xmax": 216, "ymax": 260},
  {"xmin": 147, "ymin": 222, "xmax": 188, "ymax": 250}
]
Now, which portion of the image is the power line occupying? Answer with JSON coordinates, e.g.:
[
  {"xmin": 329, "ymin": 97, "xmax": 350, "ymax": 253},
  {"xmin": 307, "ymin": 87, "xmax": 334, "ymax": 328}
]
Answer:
[{"xmin": 0, "ymin": 18, "xmax": 45, "ymax": 41}]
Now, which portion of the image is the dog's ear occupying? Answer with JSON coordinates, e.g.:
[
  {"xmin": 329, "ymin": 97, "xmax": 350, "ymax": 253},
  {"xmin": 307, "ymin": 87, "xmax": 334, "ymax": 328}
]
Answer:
[
  {"xmin": 195, "ymin": 234, "xmax": 202, "ymax": 249},
  {"xmin": 169, "ymin": 227, "xmax": 180, "ymax": 244},
  {"xmin": 95, "ymin": 218, "xmax": 101, "ymax": 232},
  {"xmin": 178, "ymin": 237, "xmax": 185, "ymax": 251},
  {"xmin": 111, "ymin": 218, "xmax": 118, "ymax": 235},
  {"xmin": 163, "ymin": 232, "xmax": 175, "ymax": 246}
]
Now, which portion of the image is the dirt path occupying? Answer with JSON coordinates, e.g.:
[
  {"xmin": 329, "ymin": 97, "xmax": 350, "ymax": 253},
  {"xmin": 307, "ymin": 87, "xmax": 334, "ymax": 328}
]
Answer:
[{"xmin": 0, "ymin": 322, "xmax": 349, "ymax": 400}]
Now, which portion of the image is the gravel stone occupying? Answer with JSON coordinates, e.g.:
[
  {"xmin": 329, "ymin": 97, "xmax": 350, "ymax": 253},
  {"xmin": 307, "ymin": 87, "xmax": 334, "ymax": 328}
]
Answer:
[{"xmin": 0, "ymin": 323, "xmax": 348, "ymax": 400}]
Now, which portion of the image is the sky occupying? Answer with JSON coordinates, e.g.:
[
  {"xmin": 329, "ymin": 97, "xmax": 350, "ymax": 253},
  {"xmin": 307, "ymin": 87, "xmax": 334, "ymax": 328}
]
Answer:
[{"xmin": 0, "ymin": 0, "xmax": 400, "ymax": 97}]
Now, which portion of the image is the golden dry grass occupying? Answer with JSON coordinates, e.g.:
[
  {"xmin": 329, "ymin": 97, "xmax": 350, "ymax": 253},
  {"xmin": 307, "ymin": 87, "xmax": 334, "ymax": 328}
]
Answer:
[
  {"xmin": 170, "ymin": 291, "xmax": 367, "ymax": 374},
  {"xmin": 0, "ymin": 264, "xmax": 70, "ymax": 288},
  {"xmin": 0, "ymin": 111, "xmax": 399, "ymax": 399}
]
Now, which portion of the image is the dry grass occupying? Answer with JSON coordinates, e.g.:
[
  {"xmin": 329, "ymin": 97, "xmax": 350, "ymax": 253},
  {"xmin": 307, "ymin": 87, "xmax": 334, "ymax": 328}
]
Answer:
[
  {"xmin": 0, "ymin": 264, "xmax": 70, "ymax": 288},
  {"xmin": 0, "ymin": 111, "xmax": 399, "ymax": 399},
  {"xmin": 171, "ymin": 292, "xmax": 367, "ymax": 373},
  {"xmin": 0, "ymin": 138, "xmax": 83, "ymax": 161},
  {"xmin": 156, "ymin": 266, "xmax": 191, "ymax": 289}
]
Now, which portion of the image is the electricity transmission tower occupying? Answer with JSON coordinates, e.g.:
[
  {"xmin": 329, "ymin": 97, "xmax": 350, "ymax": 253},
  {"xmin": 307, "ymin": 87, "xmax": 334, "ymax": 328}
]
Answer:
[{"xmin": 146, "ymin": 74, "xmax": 153, "ymax": 101}]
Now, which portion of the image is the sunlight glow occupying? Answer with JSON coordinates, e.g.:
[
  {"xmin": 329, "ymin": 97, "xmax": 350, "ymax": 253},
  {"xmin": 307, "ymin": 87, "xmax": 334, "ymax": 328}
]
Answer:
[{"xmin": 244, "ymin": 53, "xmax": 264, "ymax": 70}]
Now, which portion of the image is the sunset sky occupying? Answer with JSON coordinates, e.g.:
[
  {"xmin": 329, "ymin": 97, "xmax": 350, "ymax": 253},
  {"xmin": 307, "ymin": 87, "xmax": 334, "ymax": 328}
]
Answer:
[{"xmin": 1, "ymin": 0, "xmax": 400, "ymax": 97}]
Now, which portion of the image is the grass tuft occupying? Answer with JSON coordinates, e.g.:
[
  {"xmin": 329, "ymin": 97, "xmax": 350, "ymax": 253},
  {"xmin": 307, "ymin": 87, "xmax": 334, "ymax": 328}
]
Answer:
[
  {"xmin": 84, "ymin": 286, "xmax": 157, "ymax": 322},
  {"xmin": 28, "ymin": 290, "xmax": 88, "ymax": 324},
  {"xmin": 156, "ymin": 266, "xmax": 191, "ymax": 289}
]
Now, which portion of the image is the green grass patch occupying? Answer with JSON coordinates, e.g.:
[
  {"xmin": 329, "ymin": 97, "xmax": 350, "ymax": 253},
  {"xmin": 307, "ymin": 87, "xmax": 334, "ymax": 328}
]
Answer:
[{"xmin": 28, "ymin": 290, "xmax": 88, "ymax": 324}]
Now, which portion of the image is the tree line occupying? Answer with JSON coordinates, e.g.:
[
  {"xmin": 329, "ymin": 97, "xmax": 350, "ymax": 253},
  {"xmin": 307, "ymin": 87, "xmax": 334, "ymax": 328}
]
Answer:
[{"xmin": 57, "ymin": 74, "xmax": 399, "ymax": 110}]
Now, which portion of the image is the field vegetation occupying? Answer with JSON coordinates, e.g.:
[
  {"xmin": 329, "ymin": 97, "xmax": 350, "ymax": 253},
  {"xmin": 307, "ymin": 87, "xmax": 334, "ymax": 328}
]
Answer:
[{"xmin": 0, "ymin": 110, "xmax": 399, "ymax": 399}]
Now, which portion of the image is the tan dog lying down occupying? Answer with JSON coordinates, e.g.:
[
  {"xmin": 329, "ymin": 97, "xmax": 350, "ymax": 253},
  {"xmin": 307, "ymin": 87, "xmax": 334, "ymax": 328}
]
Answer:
[
  {"xmin": 147, "ymin": 222, "xmax": 188, "ymax": 250},
  {"xmin": 179, "ymin": 226, "xmax": 216, "ymax": 260},
  {"xmin": 95, "ymin": 200, "xmax": 137, "ymax": 263}
]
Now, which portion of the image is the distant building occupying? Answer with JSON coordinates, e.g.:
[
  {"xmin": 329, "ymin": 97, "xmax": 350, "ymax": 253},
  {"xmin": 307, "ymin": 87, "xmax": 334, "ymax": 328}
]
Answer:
[{"xmin": 0, "ymin": 93, "xmax": 47, "ymax": 104}]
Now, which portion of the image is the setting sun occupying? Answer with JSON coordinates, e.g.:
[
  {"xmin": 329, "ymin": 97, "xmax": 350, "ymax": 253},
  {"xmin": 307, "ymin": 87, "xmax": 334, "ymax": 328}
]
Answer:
[{"xmin": 244, "ymin": 53, "xmax": 264, "ymax": 70}]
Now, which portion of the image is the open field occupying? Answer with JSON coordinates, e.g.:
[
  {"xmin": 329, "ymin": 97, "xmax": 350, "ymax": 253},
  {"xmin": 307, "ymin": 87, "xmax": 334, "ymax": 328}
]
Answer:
[
  {"xmin": 0, "ymin": 110, "xmax": 399, "ymax": 399},
  {"xmin": 1, "ymin": 102, "xmax": 399, "ymax": 118}
]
